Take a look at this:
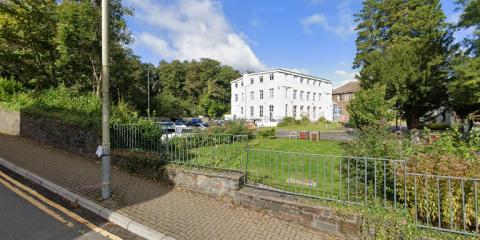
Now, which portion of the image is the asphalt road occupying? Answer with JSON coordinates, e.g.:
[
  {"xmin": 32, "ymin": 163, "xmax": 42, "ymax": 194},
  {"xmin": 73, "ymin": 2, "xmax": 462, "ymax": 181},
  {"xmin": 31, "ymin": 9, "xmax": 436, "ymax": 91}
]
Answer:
[{"xmin": 0, "ymin": 166, "xmax": 144, "ymax": 240}]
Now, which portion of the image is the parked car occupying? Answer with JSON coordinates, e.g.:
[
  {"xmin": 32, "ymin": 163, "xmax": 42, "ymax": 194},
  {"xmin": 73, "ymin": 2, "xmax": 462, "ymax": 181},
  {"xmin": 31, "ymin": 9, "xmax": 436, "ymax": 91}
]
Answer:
[
  {"xmin": 159, "ymin": 122, "xmax": 176, "ymax": 133},
  {"xmin": 187, "ymin": 118, "xmax": 203, "ymax": 126},
  {"xmin": 190, "ymin": 122, "xmax": 208, "ymax": 130},
  {"xmin": 173, "ymin": 121, "xmax": 191, "ymax": 134}
]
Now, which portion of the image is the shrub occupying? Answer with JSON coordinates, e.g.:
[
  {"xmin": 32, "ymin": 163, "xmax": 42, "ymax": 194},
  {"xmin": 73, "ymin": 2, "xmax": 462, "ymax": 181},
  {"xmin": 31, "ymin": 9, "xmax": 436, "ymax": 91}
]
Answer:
[
  {"xmin": 347, "ymin": 84, "xmax": 397, "ymax": 129},
  {"xmin": 426, "ymin": 123, "xmax": 450, "ymax": 131},
  {"xmin": 207, "ymin": 120, "xmax": 253, "ymax": 138},
  {"xmin": 257, "ymin": 128, "xmax": 276, "ymax": 139},
  {"xmin": 277, "ymin": 116, "xmax": 300, "ymax": 127}
]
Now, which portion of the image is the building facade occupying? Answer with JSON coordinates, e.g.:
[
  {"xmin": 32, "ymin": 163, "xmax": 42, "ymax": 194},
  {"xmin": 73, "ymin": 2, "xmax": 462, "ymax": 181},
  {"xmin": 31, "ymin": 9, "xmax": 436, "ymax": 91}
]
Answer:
[
  {"xmin": 230, "ymin": 69, "xmax": 333, "ymax": 122},
  {"xmin": 332, "ymin": 81, "xmax": 361, "ymax": 122}
]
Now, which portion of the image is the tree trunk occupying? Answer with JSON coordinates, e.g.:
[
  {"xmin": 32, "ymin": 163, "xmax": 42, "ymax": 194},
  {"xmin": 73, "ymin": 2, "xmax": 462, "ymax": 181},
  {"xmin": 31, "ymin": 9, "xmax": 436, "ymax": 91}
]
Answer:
[{"xmin": 405, "ymin": 109, "xmax": 419, "ymax": 130}]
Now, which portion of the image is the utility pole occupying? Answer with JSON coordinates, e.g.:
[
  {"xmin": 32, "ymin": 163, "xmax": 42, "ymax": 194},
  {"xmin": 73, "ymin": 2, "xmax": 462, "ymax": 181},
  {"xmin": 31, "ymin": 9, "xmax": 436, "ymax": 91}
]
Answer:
[
  {"xmin": 147, "ymin": 67, "xmax": 150, "ymax": 118},
  {"xmin": 101, "ymin": 0, "xmax": 111, "ymax": 200}
]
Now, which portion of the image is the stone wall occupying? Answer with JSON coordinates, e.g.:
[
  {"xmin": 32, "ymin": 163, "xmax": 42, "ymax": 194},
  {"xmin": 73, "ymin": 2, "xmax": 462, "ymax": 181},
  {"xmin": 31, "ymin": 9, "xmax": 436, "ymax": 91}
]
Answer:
[
  {"xmin": 235, "ymin": 187, "xmax": 362, "ymax": 239},
  {"xmin": 164, "ymin": 167, "xmax": 244, "ymax": 198},
  {"xmin": 0, "ymin": 108, "xmax": 20, "ymax": 135},
  {"xmin": 19, "ymin": 112, "xmax": 100, "ymax": 158}
]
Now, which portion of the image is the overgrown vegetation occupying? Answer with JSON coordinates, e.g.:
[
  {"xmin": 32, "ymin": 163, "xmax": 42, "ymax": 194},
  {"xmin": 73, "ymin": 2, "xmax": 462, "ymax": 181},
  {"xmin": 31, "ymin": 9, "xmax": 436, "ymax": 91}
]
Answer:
[
  {"xmin": 277, "ymin": 116, "xmax": 344, "ymax": 131},
  {"xmin": 0, "ymin": 78, "xmax": 146, "ymax": 128}
]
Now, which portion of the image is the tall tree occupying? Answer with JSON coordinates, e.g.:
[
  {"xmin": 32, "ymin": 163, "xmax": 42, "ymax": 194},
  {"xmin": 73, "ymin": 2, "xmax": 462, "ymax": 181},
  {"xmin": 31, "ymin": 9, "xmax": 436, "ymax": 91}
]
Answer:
[
  {"xmin": 0, "ymin": 0, "xmax": 58, "ymax": 89},
  {"xmin": 354, "ymin": 0, "xmax": 453, "ymax": 129},
  {"xmin": 55, "ymin": 0, "xmax": 132, "ymax": 95},
  {"xmin": 448, "ymin": 0, "xmax": 480, "ymax": 118}
]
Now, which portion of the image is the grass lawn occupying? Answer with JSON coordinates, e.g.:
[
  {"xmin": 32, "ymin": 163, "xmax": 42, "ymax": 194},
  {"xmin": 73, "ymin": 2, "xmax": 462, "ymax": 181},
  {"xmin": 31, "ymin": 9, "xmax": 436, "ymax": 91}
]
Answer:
[{"xmin": 170, "ymin": 137, "xmax": 353, "ymax": 200}]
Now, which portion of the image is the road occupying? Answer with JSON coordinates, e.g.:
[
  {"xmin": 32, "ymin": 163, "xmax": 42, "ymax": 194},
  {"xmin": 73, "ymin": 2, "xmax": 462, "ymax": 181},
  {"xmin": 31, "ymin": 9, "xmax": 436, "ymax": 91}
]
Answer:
[{"xmin": 0, "ymin": 166, "xmax": 143, "ymax": 240}]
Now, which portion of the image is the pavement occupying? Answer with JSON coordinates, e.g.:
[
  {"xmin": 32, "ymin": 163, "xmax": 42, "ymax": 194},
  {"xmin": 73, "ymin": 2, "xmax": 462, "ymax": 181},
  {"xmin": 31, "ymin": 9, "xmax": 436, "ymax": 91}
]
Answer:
[{"xmin": 0, "ymin": 134, "xmax": 332, "ymax": 240}]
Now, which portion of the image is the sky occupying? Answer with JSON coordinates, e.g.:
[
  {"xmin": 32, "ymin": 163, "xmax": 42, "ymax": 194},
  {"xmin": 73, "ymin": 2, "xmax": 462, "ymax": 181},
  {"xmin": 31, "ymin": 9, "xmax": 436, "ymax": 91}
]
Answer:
[{"xmin": 124, "ymin": 0, "xmax": 472, "ymax": 87}]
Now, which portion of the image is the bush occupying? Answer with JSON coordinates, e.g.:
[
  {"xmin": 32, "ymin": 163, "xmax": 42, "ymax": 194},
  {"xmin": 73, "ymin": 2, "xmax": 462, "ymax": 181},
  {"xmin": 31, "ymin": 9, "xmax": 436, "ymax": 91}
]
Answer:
[
  {"xmin": 347, "ymin": 84, "xmax": 397, "ymax": 129},
  {"xmin": 207, "ymin": 120, "xmax": 254, "ymax": 138},
  {"xmin": 277, "ymin": 117, "xmax": 300, "ymax": 127},
  {"xmin": 257, "ymin": 128, "xmax": 276, "ymax": 139},
  {"xmin": 425, "ymin": 123, "xmax": 450, "ymax": 131}
]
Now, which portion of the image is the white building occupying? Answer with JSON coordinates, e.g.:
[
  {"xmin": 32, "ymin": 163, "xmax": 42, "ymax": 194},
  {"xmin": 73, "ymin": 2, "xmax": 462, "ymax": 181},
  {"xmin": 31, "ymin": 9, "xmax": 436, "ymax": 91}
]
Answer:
[{"xmin": 230, "ymin": 69, "xmax": 333, "ymax": 123}]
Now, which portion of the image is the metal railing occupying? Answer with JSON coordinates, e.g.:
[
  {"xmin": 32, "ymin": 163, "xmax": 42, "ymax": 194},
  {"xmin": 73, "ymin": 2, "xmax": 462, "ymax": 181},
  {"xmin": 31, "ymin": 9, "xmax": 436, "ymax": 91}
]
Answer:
[
  {"xmin": 244, "ymin": 148, "xmax": 480, "ymax": 236},
  {"xmin": 111, "ymin": 124, "xmax": 479, "ymax": 236},
  {"xmin": 165, "ymin": 133, "xmax": 248, "ymax": 171},
  {"xmin": 111, "ymin": 124, "xmax": 248, "ymax": 171}
]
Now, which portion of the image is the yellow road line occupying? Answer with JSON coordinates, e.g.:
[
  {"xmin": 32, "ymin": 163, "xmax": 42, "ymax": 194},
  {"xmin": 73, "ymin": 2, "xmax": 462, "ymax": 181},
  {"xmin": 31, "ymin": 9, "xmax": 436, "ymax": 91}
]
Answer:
[
  {"xmin": 0, "ymin": 177, "xmax": 73, "ymax": 226},
  {"xmin": 0, "ymin": 171, "xmax": 122, "ymax": 240}
]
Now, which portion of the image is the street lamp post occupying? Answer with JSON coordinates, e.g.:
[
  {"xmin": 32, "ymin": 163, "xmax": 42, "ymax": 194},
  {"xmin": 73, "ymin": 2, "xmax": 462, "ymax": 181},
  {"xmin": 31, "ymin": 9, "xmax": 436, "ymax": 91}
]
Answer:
[
  {"xmin": 147, "ymin": 67, "xmax": 150, "ymax": 118},
  {"xmin": 101, "ymin": 0, "xmax": 111, "ymax": 200}
]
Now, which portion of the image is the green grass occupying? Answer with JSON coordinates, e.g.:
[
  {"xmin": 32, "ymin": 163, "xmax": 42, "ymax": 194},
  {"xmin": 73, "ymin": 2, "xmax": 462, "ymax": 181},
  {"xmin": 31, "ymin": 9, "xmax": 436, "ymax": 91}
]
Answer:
[{"xmin": 169, "ymin": 138, "xmax": 350, "ymax": 199}]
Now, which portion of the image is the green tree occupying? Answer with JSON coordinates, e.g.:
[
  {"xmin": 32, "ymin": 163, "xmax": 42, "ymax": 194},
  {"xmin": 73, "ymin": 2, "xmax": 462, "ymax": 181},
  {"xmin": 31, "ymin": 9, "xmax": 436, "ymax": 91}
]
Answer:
[
  {"xmin": 354, "ymin": 0, "xmax": 453, "ymax": 129},
  {"xmin": 0, "ymin": 0, "xmax": 58, "ymax": 89},
  {"xmin": 55, "ymin": 0, "xmax": 133, "ymax": 95},
  {"xmin": 448, "ymin": 0, "xmax": 480, "ymax": 119},
  {"xmin": 347, "ymin": 84, "xmax": 397, "ymax": 129}
]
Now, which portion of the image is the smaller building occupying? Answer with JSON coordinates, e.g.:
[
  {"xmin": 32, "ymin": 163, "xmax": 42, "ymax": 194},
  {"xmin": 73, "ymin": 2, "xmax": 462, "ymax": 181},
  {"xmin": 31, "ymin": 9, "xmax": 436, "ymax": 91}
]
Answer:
[{"xmin": 332, "ymin": 81, "xmax": 360, "ymax": 122}]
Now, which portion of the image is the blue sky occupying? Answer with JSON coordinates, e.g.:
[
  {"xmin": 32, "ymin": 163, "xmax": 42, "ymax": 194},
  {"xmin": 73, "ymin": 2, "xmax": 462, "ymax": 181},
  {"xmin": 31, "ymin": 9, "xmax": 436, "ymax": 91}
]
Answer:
[{"xmin": 125, "ymin": 0, "xmax": 470, "ymax": 87}]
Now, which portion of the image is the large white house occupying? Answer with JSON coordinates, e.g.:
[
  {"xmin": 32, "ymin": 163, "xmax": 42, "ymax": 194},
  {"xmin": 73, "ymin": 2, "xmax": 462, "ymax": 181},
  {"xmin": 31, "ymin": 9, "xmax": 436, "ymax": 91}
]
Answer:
[{"xmin": 230, "ymin": 69, "xmax": 333, "ymax": 122}]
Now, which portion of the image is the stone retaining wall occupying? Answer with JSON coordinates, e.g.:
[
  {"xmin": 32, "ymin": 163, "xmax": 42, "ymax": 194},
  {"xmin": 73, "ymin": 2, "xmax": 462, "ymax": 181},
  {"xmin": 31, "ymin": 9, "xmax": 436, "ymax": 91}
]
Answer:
[
  {"xmin": 164, "ymin": 167, "xmax": 244, "ymax": 198},
  {"xmin": 0, "ymin": 108, "xmax": 20, "ymax": 135},
  {"xmin": 235, "ymin": 187, "xmax": 362, "ymax": 239}
]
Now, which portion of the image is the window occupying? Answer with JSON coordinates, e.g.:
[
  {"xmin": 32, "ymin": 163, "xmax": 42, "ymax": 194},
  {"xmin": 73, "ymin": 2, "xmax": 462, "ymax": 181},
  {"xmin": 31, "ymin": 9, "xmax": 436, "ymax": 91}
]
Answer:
[
  {"xmin": 307, "ymin": 106, "xmax": 310, "ymax": 117},
  {"xmin": 250, "ymin": 91, "xmax": 254, "ymax": 100},
  {"xmin": 313, "ymin": 107, "xmax": 316, "ymax": 119},
  {"xmin": 300, "ymin": 106, "xmax": 304, "ymax": 115},
  {"xmin": 300, "ymin": 78, "xmax": 304, "ymax": 84},
  {"xmin": 337, "ymin": 106, "xmax": 343, "ymax": 115},
  {"xmin": 269, "ymin": 88, "xmax": 274, "ymax": 98},
  {"xmin": 318, "ymin": 93, "xmax": 322, "ymax": 101},
  {"xmin": 269, "ymin": 105, "xmax": 274, "ymax": 118},
  {"xmin": 293, "ymin": 90, "xmax": 297, "ymax": 99},
  {"xmin": 313, "ymin": 81, "xmax": 316, "ymax": 86},
  {"xmin": 259, "ymin": 90, "xmax": 264, "ymax": 99},
  {"xmin": 250, "ymin": 78, "xmax": 254, "ymax": 84},
  {"xmin": 241, "ymin": 81, "xmax": 243, "ymax": 87},
  {"xmin": 285, "ymin": 104, "xmax": 288, "ymax": 116},
  {"xmin": 313, "ymin": 93, "xmax": 316, "ymax": 101},
  {"xmin": 307, "ymin": 92, "xmax": 310, "ymax": 101},
  {"xmin": 260, "ymin": 76, "xmax": 263, "ymax": 82},
  {"xmin": 259, "ymin": 106, "xmax": 264, "ymax": 117},
  {"xmin": 338, "ymin": 94, "xmax": 343, "ymax": 101},
  {"xmin": 235, "ymin": 94, "xmax": 238, "ymax": 102},
  {"xmin": 300, "ymin": 91, "xmax": 304, "ymax": 100},
  {"xmin": 285, "ymin": 88, "xmax": 288, "ymax": 98},
  {"xmin": 241, "ymin": 93, "xmax": 244, "ymax": 101},
  {"xmin": 250, "ymin": 106, "xmax": 254, "ymax": 117},
  {"xmin": 235, "ymin": 82, "xmax": 238, "ymax": 88},
  {"xmin": 269, "ymin": 73, "xmax": 274, "ymax": 80},
  {"xmin": 293, "ymin": 105, "xmax": 297, "ymax": 117},
  {"xmin": 241, "ymin": 107, "xmax": 244, "ymax": 115},
  {"xmin": 307, "ymin": 79, "xmax": 310, "ymax": 85}
]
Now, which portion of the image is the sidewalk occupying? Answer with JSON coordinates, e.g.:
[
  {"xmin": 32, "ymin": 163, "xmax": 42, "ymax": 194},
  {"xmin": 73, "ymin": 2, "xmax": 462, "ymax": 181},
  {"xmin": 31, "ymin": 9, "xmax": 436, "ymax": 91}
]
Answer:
[{"xmin": 0, "ymin": 134, "xmax": 332, "ymax": 240}]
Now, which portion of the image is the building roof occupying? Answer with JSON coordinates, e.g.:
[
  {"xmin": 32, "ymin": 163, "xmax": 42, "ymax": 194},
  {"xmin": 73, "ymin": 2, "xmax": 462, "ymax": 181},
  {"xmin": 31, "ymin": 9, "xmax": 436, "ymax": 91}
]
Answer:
[
  {"xmin": 231, "ymin": 68, "xmax": 332, "ymax": 83},
  {"xmin": 333, "ymin": 81, "xmax": 361, "ymax": 95}
]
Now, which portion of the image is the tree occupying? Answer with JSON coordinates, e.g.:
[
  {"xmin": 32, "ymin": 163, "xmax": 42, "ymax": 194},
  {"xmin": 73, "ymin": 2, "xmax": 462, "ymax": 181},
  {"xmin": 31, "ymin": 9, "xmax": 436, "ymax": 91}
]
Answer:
[
  {"xmin": 347, "ymin": 84, "xmax": 397, "ymax": 129},
  {"xmin": 55, "ymin": 0, "xmax": 133, "ymax": 95},
  {"xmin": 354, "ymin": 0, "xmax": 454, "ymax": 129},
  {"xmin": 0, "ymin": 0, "xmax": 58, "ymax": 89},
  {"xmin": 448, "ymin": 0, "xmax": 480, "ymax": 119}
]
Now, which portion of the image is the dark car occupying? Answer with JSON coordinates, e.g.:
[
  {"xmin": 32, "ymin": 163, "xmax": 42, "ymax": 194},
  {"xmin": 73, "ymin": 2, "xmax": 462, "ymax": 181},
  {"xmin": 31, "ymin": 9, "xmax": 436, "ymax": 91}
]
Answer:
[{"xmin": 187, "ymin": 118, "xmax": 203, "ymax": 126}]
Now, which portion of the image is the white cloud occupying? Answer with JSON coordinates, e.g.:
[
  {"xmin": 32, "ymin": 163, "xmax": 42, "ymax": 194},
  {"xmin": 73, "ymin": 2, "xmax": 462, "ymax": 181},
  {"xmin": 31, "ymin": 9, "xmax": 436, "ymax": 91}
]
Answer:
[
  {"xmin": 334, "ymin": 70, "xmax": 358, "ymax": 87},
  {"xmin": 128, "ymin": 0, "xmax": 266, "ymax": 72},
  {"xmin": 300, "ymin": 0, "xmax": 356, "ymax": 36}
]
